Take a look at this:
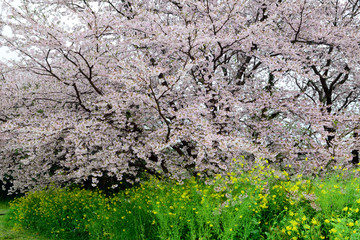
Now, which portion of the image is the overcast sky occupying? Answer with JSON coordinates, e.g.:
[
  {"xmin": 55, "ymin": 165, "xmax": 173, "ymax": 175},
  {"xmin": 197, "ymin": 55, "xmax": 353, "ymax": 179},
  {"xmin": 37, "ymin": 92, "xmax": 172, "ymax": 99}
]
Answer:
[{"xmin": 0, "ymin": 0, "xmax": 21, "ymax": 62}]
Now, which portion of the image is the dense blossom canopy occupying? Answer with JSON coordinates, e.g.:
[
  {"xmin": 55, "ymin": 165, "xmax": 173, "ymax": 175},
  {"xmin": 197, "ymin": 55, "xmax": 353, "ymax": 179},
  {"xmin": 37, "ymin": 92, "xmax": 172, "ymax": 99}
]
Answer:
[{"xmin": 0, "ymin": 0, "xmax": 359, "ymax": 193}]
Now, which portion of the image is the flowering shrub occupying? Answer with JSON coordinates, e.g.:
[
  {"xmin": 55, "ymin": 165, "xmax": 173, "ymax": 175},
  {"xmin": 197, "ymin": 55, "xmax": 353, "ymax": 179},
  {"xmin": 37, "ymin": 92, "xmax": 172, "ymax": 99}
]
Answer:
[
  {"xmin": 6, "ymin": 159, "xmax": 360, "ymax": 239},
  {"xmin": 1, "ymin": 0, "xmax": 359, "ymax": 193}
]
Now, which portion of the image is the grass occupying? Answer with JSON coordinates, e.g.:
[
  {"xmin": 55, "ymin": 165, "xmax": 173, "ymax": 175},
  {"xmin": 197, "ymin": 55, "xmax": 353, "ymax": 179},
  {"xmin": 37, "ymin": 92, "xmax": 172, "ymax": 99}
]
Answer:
[
  {"xmin": 0, "ymin": 200, "xmax": 49, "ymax": 240},
  {"xmin": 3, "ymin": 159, "xmax": 360, "ymax": 239}
]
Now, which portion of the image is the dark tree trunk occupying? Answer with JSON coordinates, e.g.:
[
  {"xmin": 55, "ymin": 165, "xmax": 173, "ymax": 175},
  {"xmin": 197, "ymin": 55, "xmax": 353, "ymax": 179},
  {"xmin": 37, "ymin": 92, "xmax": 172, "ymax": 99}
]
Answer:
[{"xmin": 352, "ymin": 132, "xmax": 359, "ymax": 164}]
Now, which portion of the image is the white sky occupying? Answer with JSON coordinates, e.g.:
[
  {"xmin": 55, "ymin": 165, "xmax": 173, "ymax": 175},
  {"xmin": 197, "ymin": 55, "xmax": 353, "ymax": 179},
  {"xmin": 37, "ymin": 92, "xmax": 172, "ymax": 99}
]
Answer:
[
  {"xmin": 0, "ymin": 0, "xmax": 19, "ymax": 62},
  {"xmin": 0, "ymin": 47, "xmax": 17, "ymax": 61}
]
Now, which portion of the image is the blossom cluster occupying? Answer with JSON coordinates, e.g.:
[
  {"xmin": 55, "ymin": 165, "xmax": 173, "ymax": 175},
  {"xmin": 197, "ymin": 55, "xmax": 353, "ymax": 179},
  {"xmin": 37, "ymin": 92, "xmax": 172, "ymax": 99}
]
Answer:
[{"xmin": 0, "ymin": 0, "xmax": 359, "ymax": 193}]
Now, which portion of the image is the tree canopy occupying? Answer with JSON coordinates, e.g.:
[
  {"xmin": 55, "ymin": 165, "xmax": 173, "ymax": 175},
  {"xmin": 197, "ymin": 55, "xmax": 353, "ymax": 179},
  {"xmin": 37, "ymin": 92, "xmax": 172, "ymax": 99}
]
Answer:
[{"xmin": 0, "ymin": 0, "xmax": 359, "ymax": 193}]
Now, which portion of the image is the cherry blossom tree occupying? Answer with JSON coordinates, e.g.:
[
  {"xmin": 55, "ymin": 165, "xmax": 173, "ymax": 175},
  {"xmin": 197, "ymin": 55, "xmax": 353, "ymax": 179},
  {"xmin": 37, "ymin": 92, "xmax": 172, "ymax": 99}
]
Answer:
[
  {"xmin": 0, "ymin": 0, "xmax": 359, "ymax": 193},
  {"xmin": 255, "ymin": 0, "xmax": 360, "ymax": 169}
]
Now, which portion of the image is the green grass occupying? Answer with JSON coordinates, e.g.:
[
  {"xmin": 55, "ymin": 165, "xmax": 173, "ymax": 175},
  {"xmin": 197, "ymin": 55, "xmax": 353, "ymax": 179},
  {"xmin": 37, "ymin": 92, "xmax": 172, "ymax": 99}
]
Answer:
[
  {"xmin": 4, "ymin": 159, "xmax": 360, "ymax": 239},
  {"xmin": 0, "ymin": 200, "xmax": 49, "ymax": 240}
]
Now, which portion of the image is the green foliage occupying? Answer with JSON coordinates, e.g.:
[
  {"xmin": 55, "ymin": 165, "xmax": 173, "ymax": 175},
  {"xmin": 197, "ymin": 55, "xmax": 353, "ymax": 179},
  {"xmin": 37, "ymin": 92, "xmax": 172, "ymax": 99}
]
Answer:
[
  {"xmin": 0, "ymin": 199, "xmax": 49, "ymax": 240},
  {"xmin": 4, "ymin": 160, "xmax": 360, "ymax": 239}
]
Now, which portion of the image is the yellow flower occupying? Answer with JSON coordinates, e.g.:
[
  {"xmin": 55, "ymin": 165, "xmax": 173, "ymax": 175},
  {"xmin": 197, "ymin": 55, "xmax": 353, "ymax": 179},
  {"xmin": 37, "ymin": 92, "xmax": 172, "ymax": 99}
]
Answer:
[
  {"xmin": 311, "ymin": 218, "xmax": 318, "ymax": 225},
  {"xmin": 290, "ymin": 220, "xmax": 298, "ymax": 226},
  {"xmin": 348, "ymin": 222, "xmax": 354, "ymax": 227}
]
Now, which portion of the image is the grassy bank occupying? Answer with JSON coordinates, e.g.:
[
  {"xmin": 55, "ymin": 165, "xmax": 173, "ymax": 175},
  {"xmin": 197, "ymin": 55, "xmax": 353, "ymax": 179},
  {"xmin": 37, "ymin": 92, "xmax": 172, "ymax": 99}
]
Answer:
[
  {"xmin": 4, "ymin": 160, "xmax": 360, "ymax": 239},
  {"xmin": 0, "ymin": 200, "xmax": 49, "ymax": 240}
]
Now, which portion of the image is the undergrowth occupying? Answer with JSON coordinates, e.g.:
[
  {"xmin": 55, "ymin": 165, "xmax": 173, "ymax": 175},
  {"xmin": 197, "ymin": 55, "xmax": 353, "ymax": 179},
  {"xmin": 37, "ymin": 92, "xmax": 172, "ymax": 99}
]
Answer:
[{"xmin": 5, "ymin": 159, "xmax": 360, "ymax": 240}]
